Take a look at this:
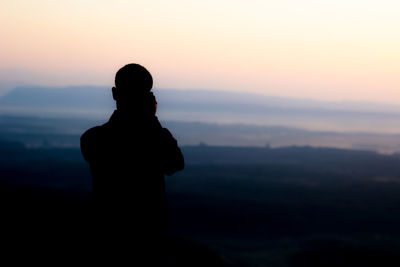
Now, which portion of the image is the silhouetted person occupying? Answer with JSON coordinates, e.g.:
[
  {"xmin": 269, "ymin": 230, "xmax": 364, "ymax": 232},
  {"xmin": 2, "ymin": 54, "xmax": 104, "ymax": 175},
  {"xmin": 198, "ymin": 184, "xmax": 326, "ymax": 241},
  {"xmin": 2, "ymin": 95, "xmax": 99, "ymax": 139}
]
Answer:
[{"xmin": 80, "ymin": 64, "xmax": 184, "ymax": 265}]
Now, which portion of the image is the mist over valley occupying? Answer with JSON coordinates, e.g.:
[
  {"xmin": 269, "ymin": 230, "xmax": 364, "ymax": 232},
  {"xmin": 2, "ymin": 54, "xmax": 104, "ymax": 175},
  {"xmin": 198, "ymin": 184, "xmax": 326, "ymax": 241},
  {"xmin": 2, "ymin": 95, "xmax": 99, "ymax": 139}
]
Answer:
[{"xmin": 1, "ymin": 86, "xmax": 400, "ymax": 152}]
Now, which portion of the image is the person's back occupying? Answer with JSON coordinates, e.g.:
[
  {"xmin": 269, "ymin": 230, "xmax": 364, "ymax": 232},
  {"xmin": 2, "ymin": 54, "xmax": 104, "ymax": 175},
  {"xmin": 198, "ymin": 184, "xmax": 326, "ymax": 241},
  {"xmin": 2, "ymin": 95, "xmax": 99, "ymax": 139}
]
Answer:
[{"xmin": 80, "ymin": 64, "xmax": 184, "ymax": 264}]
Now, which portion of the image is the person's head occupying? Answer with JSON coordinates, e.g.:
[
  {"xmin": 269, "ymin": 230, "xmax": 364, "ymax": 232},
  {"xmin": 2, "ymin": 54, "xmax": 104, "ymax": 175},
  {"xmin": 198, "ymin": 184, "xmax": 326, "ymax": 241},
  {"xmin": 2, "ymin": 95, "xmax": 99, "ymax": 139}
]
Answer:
[{"xmin": 112, "ymin": 63, "xmax": 156, "ymax": 115}]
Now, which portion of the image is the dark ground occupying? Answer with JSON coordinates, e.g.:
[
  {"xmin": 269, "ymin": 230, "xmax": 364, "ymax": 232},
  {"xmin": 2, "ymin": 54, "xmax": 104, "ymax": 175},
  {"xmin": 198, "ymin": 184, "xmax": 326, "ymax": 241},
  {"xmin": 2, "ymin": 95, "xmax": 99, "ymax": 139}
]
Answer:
[{"xmin": 2, "ymin": 142, "xmax": 400, "ymax": 266}]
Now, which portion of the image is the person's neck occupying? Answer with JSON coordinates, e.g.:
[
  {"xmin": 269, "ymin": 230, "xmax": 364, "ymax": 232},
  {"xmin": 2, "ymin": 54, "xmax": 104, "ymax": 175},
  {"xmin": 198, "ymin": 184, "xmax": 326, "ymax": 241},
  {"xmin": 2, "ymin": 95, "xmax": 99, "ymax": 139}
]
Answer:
[{"xmin": 114, "ymin": 108, "xmax": 155, "ymax": 121}]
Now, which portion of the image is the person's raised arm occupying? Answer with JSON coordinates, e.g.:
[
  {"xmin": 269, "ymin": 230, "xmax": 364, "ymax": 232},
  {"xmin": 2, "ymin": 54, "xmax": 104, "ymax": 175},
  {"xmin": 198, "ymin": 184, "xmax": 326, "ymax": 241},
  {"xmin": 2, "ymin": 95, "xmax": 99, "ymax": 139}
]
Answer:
[{"xmin": 156, "ymin": 122, "xmax": 184, "ymax": 175}]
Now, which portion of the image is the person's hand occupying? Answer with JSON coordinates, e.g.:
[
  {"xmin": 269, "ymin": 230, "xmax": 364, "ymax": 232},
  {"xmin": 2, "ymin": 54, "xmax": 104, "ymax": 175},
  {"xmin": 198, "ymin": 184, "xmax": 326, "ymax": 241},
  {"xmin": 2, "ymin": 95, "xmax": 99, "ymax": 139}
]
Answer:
[{"xmin": 148, "ymin": 92, "xmax": 157, "ymax": 115}]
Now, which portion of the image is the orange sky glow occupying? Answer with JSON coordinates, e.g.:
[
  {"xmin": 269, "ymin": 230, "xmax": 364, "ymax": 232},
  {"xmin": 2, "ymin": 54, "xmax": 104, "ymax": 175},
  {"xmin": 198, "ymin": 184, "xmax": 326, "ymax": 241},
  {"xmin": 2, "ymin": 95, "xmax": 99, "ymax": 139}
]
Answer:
[{"xmin": 1, "ymin": 0, "xmax": 400, "ymax": 103}]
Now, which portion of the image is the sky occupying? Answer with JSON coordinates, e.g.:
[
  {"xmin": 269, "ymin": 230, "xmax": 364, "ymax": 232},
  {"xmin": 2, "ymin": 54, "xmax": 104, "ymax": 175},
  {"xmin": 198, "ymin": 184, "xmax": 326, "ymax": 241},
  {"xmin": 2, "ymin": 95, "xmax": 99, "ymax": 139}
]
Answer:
[{"xmin": 1, "ymin": 0, "xmax": 400, "ymax": 103}]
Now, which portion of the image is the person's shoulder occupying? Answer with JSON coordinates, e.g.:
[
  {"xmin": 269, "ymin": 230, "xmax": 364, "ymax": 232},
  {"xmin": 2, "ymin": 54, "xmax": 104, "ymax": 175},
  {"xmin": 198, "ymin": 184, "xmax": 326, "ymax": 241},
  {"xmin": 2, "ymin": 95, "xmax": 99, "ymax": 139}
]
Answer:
[
  {"xmin": 80, "ymin": 124, "xmax": 110, "ymax": 160},
  {"xmin": 81, "ymin": 125, "xmax": 101, "ymax": 138},
  {"xmin": 80, "ymin": 123, "xmax": 109, "ymax": 143}
]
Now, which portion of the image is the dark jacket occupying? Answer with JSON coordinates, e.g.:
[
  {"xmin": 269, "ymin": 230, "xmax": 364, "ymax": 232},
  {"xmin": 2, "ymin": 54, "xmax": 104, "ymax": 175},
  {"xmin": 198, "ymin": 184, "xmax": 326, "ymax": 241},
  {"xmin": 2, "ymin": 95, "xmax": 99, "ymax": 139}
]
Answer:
[{"xmin": 80, "ymin": 110, "xmax": 184, "ymax": 233}]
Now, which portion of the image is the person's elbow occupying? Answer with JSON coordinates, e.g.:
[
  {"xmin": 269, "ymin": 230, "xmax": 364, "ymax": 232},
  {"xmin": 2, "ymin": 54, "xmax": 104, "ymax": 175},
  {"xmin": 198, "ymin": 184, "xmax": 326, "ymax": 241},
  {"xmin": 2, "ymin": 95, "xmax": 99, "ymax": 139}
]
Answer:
[{"xmin": 165, "ymin": 152, "xmax": 184, "ymax": 176}]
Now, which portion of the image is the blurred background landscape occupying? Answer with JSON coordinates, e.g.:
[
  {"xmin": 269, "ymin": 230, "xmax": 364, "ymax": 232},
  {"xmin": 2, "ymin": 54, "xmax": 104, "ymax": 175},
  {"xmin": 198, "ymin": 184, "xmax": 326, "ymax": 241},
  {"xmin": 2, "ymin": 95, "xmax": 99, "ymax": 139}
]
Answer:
[
  {"xmin": 2, "ymin": 0, "xmax": 400, "ymax": 266},
  {"xmin": 2, "ymin": 86, "xmax": 400, "ymax": 266}
]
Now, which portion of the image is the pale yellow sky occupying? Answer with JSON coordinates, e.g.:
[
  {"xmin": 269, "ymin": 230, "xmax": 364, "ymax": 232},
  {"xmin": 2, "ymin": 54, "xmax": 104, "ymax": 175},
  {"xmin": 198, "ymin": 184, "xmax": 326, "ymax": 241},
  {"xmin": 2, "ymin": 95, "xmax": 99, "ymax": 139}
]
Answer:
[{"xmin": 1, "ymin": 0, "xmax": 400, "ymax": 103}]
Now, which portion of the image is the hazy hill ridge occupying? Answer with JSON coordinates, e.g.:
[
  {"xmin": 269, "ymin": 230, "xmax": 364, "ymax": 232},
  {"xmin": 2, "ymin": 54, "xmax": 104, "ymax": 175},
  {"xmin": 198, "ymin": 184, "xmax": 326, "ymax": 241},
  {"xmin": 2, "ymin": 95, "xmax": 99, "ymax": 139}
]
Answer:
[
  {"xmin": 2, "ymin": 86, "xmax": 400, "ymax": 150},
  {"xmin": 2, "ymin": 86, "xmax": 400, "ymax": 114}
]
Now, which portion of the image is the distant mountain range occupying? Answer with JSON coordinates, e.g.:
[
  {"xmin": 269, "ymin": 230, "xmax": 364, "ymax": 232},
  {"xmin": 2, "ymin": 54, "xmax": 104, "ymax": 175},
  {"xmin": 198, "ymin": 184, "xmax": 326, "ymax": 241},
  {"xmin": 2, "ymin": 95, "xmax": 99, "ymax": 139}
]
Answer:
[
  {"xmin": 1, "ymin": 86, "xmax": 400, "ymax": 134},
  {"xmin": 3, "ymin": 85, "xmax": 400, "ymax": 112}
]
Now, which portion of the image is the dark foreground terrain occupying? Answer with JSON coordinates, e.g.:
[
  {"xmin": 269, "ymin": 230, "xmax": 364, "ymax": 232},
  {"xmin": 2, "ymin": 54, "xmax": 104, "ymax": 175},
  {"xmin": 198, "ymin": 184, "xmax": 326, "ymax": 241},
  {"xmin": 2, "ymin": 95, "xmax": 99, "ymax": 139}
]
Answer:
[{"xmin": 1, "ymin": 141, "xmax": 400, "ymax": 266}]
